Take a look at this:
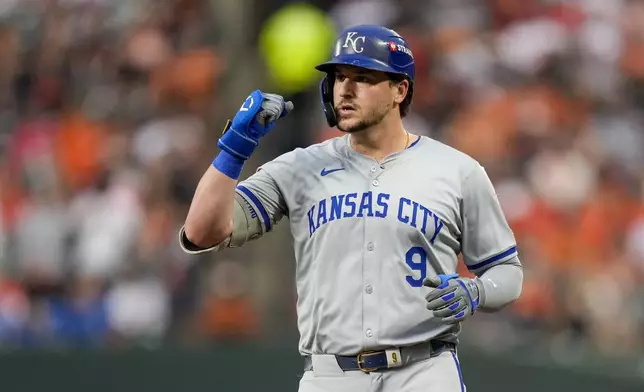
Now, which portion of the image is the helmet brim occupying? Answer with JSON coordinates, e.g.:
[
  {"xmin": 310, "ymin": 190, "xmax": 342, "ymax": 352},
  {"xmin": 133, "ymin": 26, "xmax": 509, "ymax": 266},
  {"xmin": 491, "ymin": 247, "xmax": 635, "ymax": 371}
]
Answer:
[{"xmin": 315, "ymin": 54, "xmax": 404, "ymax": 76}]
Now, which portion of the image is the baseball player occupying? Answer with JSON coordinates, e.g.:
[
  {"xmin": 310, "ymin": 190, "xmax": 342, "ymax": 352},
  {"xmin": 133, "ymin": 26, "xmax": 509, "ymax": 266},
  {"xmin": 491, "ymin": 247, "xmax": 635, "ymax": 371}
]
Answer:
[{"xmin": 180, "ymin": 25, "xmax": 523, "ymax": 392}]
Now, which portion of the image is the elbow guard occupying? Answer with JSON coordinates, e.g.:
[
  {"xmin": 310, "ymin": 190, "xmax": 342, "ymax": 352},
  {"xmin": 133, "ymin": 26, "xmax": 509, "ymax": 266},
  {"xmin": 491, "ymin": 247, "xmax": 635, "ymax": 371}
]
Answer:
[{"xmin": 179, "ymin": 193, "xmax": 265, "ymax": 254}]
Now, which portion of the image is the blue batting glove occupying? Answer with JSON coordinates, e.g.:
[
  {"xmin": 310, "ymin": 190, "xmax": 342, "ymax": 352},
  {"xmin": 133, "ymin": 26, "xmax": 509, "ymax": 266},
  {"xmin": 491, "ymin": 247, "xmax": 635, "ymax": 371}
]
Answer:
[{"xmin": 218, "ymin": 90, "xmax": 294, "ymax": 161}]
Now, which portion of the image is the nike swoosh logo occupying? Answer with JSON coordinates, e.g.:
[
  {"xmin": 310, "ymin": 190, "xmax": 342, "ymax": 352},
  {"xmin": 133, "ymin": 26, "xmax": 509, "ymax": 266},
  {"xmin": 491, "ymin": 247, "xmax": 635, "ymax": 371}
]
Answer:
[{"xmin": 320, "ymin": 167, "xmax": 345, "ymax": 176}]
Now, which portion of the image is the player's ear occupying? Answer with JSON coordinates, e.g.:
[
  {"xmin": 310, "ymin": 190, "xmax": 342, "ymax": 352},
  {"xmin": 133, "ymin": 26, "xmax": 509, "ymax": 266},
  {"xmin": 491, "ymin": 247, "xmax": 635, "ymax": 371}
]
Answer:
[{"xmin": 393, "ymin": 79, "xmax": 409, "ymax": 105}]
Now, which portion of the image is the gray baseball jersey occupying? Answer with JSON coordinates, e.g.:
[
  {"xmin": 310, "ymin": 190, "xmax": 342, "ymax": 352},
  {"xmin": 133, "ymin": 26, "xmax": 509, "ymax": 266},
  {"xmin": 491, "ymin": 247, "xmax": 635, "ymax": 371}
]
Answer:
[{"xmin": 231, "ymin": 134, "xmax": 516, "ymax": 356}]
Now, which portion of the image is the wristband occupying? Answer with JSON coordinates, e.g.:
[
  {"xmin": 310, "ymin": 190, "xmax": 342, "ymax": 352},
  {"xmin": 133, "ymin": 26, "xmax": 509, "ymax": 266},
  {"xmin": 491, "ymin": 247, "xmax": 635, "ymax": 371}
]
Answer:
[{"xmin": 213, "ymin": 150, "xmax": 244, "ymax": 180}]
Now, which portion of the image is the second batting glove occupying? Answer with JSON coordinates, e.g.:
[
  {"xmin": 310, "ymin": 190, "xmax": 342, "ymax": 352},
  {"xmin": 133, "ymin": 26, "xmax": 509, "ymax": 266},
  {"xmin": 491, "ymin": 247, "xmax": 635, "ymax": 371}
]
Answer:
[{"xmin": 424, "ymin": 274, "xmax": 481, "ymax": 325}]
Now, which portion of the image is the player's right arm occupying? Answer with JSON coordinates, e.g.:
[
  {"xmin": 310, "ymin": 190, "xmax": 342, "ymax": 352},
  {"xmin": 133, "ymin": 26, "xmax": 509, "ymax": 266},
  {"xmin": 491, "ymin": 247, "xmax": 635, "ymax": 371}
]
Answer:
[{"xmin": 181, "ymin": 90, "xmax": 293, "ymax": 252}]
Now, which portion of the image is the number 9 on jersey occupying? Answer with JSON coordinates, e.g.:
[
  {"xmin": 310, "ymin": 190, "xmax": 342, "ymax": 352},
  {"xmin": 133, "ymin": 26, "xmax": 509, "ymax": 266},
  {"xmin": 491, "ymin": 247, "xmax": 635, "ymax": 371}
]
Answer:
[{"xmin": 405, "ymin": 247, "xmax": 427, "ymax": 287}]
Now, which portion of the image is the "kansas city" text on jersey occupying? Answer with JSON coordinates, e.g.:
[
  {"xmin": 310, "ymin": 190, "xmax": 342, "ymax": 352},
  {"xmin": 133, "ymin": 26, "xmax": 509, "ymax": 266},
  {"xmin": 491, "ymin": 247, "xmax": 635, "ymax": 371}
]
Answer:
[{"xmin": 307, "ymin": 191, "xmax": 444, "ymax": 243}]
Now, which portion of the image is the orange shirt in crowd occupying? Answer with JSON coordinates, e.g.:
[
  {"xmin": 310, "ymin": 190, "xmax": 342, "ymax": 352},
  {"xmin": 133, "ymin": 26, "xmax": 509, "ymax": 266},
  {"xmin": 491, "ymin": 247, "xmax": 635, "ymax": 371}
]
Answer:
[{"xmin": 198, "ymin": 296, "xmax": 260, "ymax": 340}]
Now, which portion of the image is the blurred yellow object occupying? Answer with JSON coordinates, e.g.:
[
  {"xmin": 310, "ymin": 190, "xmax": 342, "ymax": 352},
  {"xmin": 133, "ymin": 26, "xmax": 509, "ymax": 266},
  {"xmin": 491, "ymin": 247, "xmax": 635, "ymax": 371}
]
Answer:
[{"xmin": 259, "ymin": 3, "xmax": 335, "ymax": 94}]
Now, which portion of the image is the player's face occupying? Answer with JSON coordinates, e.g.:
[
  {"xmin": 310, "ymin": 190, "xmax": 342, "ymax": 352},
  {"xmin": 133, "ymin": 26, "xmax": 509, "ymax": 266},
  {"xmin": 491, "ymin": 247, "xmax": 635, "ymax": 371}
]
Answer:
[{"xmin": 333, "ymin": 66, "xmax": 403, "ymax": 133}]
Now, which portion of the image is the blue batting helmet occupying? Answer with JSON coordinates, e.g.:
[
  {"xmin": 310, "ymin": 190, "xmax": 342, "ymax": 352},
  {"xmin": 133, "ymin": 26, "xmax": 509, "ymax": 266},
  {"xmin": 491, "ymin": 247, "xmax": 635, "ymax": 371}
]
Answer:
[{"xmin": 315, "ymin": 25, "xmax": 415, "ymax": 127}]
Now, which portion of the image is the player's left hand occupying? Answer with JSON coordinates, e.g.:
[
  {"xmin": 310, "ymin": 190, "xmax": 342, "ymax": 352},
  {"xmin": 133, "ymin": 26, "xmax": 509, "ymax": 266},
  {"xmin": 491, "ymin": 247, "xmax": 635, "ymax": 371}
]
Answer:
[{"xmin": 424, "ymin": 274, "xmax": 480, "ymax": 324}]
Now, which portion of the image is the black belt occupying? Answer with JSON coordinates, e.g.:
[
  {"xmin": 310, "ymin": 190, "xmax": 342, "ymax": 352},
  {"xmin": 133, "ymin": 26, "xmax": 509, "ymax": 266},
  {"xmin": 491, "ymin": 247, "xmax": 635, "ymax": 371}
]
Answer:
[{"xmin": 304, "ymin": 340, "xmax": 456, "ymax": 373}]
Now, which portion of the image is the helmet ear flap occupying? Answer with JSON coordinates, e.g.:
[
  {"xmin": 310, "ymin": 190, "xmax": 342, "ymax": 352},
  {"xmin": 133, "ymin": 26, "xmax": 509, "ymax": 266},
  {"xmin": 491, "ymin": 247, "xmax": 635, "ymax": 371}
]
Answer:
[{"xmin": 320, "ymin": 75, "xmax": 337, "ymax": 127}]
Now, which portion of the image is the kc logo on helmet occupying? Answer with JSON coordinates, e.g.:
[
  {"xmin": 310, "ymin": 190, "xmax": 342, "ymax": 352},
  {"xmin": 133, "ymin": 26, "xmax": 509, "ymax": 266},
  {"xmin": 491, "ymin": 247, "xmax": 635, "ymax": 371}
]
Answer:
[{"xmin": 343, "ymin": 32, "xmax": 366, "ymax": 53}]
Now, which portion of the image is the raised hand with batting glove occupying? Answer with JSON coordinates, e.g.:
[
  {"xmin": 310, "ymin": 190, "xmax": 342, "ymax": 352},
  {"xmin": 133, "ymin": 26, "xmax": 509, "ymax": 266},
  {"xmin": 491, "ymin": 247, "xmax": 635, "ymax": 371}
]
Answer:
[
  {"xmin": 424, "ymin": 274, "xmax": 481, "ymax": 325},
  {"xmin": 214, "ymin": 89, "xmax": 294, "ymax": 179}
]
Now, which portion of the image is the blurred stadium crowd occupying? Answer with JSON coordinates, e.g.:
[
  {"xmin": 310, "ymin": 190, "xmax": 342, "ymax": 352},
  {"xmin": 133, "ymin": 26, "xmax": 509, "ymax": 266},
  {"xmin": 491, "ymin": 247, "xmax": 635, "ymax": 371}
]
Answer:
[{"xmin": 0, "ymin": 0, "xmax": 643, "ymax": 363}]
